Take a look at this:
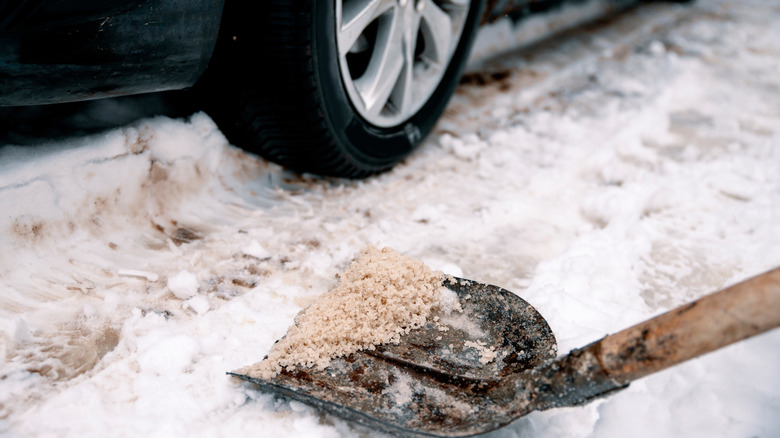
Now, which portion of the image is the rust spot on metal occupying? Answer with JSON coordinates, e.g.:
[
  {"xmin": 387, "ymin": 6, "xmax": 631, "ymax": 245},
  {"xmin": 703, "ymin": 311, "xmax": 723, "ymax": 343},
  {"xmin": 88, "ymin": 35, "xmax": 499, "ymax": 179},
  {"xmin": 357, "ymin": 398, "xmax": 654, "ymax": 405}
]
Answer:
[{"xmin": 284, "ymin": 369, "xmax": 313, "ymax": 382}]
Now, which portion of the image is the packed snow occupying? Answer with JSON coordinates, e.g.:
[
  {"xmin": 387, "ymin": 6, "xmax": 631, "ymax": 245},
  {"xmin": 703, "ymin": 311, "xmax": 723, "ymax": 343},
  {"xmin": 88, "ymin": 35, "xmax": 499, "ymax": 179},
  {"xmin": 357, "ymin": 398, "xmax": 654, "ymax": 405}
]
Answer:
[{"xmin": 1, "ymin": 0, "xmax": 779, "ymax": 437}]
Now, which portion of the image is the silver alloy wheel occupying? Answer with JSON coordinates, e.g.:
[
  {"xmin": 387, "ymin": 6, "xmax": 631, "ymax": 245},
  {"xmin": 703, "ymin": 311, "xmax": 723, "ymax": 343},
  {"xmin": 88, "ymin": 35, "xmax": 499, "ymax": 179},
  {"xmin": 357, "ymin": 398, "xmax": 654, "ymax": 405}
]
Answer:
[{"xmin": 336, "ymin": 0, "xmax": 470, "ymax": 128}]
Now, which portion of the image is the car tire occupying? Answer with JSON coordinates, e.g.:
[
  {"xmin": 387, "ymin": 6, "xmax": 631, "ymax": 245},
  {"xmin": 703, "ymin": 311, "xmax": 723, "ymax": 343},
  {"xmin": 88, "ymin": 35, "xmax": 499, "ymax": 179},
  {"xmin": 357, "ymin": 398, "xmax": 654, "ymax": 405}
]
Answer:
[{"xmin": 197, "ymin": 0, "xmax": 484, "ymax": 178}]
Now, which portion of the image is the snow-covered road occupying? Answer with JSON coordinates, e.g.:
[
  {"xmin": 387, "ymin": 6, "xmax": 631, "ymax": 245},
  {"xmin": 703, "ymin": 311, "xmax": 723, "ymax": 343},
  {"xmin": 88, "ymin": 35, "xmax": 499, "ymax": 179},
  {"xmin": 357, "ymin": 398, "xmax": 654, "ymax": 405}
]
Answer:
[{"xmin": 2, "ymin": 0, "xmax": 779, "ymax": 436}]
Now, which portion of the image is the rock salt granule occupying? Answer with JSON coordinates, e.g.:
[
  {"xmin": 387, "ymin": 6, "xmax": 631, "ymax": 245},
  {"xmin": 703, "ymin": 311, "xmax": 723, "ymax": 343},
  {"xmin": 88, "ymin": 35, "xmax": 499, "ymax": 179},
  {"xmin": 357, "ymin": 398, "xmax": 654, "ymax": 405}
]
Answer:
[{"xmin": 243, "ymin": 246, "xmax": 460, "ymax": 379}]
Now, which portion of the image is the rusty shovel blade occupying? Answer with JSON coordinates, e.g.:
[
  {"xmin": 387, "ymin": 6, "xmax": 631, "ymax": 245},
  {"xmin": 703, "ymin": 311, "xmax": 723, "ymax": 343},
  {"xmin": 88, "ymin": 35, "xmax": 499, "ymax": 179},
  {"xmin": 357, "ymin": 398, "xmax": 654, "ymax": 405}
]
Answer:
[
  {"xmin": 229, "ymin": 277, "xmax": 558, "ymax": 437},
  {"xmin": 230, "ymin": 268, "xmax": 780, "ymax": 437}
]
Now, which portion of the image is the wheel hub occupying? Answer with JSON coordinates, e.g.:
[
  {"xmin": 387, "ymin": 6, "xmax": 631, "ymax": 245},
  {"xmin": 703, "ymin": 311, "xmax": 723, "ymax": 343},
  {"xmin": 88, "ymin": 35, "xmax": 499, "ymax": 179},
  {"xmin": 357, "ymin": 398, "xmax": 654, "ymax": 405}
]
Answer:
[{"xmin": 336, "ymin": 0, "xmax": 470, "ymax": 128}]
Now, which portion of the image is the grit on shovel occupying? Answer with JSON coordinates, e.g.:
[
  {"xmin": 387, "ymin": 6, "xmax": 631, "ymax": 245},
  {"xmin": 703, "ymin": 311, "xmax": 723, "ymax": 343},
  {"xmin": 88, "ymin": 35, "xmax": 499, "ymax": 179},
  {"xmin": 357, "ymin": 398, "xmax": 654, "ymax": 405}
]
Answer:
[{"xmin": 230, "ymin": 267, "xmax": 780, "ymax": 437}]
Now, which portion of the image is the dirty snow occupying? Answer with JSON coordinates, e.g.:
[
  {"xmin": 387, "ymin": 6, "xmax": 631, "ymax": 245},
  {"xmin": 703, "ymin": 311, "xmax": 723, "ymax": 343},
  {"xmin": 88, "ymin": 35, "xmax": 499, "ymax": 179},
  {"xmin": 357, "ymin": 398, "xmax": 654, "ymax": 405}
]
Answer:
[{"xmin": 1, "ymin": 0, "xmax": 779, "ymax": 437}]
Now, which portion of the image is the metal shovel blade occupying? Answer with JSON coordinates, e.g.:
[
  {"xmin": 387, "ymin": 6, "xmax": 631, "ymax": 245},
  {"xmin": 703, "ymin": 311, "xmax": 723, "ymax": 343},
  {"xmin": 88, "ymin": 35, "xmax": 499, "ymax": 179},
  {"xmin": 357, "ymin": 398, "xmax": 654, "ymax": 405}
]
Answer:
[
  {"xmin": 229, "ymin": 277, "xmax": 557, "ymax": 437},
  {"xmin": 231, "ymin": 268, "xmax": 780, "ymax": 436}
]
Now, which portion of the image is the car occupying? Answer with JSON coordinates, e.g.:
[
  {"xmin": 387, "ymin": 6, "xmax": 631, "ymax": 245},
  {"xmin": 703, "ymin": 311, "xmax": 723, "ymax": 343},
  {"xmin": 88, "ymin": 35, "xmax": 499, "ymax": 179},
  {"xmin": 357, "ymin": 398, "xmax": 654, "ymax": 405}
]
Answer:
[{"xmin": 0, "ymin": 0, "xmax": 654, "ymax": 177}]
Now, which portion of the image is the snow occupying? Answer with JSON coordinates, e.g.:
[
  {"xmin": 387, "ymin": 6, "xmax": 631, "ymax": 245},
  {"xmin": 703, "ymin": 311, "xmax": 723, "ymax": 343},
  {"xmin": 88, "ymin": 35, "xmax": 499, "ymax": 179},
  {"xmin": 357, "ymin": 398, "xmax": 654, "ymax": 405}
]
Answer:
[
  {"xmin": 1, "ymin": 0, "xmax": 779, "ymax": 437},
  {"xmin": 241, "ymin": 240, "xmax": 272, "ymax": 260},
  {"xmin": 117, "ymin": 269, "xmax": 160, "ymax": 282},
  {"xmin": 185, "ymin": 296, "xmax": 211, "ymax": 316},
  {"xmin": 168, "ymin": 271, "xmax": 200, "ymax": 300}
]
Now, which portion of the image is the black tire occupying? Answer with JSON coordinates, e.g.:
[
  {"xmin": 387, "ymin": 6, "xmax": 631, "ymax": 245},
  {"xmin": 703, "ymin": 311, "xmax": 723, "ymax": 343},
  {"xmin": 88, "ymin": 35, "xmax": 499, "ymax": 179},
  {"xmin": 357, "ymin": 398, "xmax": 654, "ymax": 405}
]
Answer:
[{"xmin": 197, "ymin": 0, "xmax": 485, "ymax": 178}]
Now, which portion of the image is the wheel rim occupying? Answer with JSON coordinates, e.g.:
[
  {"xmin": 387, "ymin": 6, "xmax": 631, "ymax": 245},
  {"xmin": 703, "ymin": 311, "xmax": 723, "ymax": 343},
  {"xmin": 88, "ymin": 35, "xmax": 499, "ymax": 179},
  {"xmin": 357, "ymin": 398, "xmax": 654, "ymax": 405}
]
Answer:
[{"xmin": 336, "ymin": 0, "xmax": 470, "ymax": 128}]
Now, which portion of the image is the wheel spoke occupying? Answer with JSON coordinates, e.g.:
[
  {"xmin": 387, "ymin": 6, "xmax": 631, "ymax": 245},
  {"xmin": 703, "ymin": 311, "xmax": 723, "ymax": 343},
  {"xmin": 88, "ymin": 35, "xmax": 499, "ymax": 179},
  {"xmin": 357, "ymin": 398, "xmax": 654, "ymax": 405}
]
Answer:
[
  {"xmin": 420, "ymin": 1, "xmax": 453, "ymax": 66},
  {"xmin": 354, "ymin": 12, "xmax": 406, "ymax": 117},
  {"xmin": 338, "ymin": 0, "xmax": 396, "ymax": 54},
  {"xmin": 389, "ymin": 13, "xmax": 421, "ymax": 117}
]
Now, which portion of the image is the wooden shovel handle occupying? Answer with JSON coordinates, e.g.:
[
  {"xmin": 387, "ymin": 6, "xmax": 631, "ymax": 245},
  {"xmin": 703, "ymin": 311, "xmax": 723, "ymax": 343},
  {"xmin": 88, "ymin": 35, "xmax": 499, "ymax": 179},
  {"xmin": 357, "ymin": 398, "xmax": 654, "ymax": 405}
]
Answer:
[
  {"xmin": 596, "ymin": 266, "xmax": 780, "ymax": 383},
  {"xmin": 527, "ymin": 267, "xmax": 780, "ymax": 411}
]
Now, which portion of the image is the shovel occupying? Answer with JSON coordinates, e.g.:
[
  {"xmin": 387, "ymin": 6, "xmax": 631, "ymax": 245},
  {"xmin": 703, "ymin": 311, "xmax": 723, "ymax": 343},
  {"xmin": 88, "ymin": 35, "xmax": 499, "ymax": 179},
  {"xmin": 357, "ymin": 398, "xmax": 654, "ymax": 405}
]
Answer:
[{"xmin": 230, "ymin": 267, "xmax": 780, "ymax": 437}]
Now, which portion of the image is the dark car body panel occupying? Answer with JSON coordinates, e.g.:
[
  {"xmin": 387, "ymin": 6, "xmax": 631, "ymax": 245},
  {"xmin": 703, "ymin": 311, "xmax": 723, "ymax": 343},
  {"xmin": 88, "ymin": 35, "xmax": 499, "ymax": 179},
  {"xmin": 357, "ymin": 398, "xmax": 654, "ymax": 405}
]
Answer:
[{"xmin": 0, "ymin": 0, "xmax": 223, "ymax": 106}]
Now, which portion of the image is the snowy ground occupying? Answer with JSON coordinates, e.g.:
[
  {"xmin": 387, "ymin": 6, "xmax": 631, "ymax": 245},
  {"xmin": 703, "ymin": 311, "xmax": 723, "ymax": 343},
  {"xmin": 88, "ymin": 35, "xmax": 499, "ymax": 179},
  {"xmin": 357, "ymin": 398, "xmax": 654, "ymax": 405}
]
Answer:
[{"xmin": 1, "ymin": 0, "xmax": 779, "ymax": 436}]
